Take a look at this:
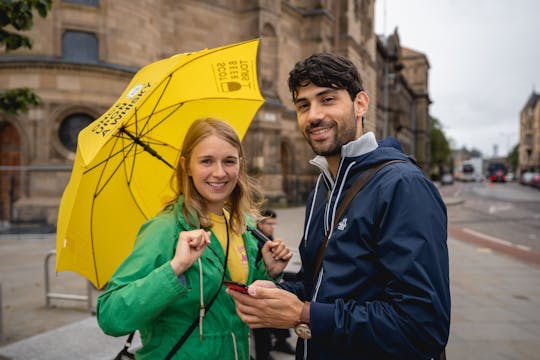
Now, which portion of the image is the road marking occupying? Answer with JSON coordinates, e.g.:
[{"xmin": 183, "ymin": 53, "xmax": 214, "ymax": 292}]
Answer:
[
  {"xmin": 488, "ymin": 204, "xmax": 512, "ymax": 214},
  {"xmin": 463, "ymin": 228, "xmax": 532, "ymax": 252},
  {"xmin": 517, "ymin": 244, "xmax": 532, "ymax": 251}
]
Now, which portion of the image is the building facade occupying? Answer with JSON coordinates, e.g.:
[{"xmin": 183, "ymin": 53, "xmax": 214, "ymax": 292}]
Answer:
[
  {"xmin": 375, "ymin": 29, "xmax": 431, "ymax": 171},
  {"xmin": 0, "ymin": 0, "xmax": 431, "ymax": 226},
  {"xmin": 519, "ymin": 91, "xmax": 540, "ymax": 172}
]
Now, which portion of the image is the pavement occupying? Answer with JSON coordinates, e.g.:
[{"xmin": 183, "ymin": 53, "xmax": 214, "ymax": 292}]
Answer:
[{"xmin": 1, "ymin": 185, "xmax": 540, "ymax": 359}]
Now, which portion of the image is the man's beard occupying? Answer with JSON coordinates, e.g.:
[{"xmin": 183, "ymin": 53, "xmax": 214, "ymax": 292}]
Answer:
[{"xmin": 305, "ymin": 114, "xmax": 357, "ymax": 157}]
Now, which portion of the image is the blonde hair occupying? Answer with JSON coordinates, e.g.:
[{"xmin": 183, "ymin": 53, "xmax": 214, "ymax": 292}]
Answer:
[{"xmin": 166, "ymin": 117, "xmax": 263, "ymax": 234}]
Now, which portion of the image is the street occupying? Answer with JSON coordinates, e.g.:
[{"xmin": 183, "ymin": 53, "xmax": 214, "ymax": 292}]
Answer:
[
  {"xmin": 447, "ymin": 181, "xmax": 540, "ymax": 253},
  {"xmin": 1, "ymin": 184, "xmax": 540, "ymax": 359}
]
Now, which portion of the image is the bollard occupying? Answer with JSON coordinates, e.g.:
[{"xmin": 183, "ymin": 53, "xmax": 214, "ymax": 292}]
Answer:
[{"xmin": 44, "ymin": 250, "xmax": 93, "ymax": 311}]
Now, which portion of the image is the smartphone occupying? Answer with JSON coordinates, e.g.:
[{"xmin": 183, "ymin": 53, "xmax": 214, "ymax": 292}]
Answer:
[{"xmin": 223, "ymin": 280, "xmax": 249, "ymax": 294}]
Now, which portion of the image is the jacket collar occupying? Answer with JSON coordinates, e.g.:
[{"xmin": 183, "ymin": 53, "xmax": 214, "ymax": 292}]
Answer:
[{"xmin": 309, "ymin": 131, "xmax": 378, "ymax": 185}]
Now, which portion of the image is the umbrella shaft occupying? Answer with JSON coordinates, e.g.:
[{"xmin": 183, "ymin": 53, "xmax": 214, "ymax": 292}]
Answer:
[{"xmin": 120, "ymin": 128, "xmax": 174, "ymax": 169}]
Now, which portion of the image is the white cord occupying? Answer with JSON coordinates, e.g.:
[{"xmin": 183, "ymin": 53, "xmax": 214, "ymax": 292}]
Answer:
[
  {"xmin": 198, "ymin": 258, "xmax": 204, "ymax": 341},
  {"xmin": 231, "ymin": 332, "xmax": 239, "ymax": 360}
]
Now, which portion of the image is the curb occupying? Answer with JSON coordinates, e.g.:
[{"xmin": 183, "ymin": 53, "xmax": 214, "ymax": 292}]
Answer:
[{"xmin": 448, "ymin": 225, "xmax": 540, "ymax": 266}]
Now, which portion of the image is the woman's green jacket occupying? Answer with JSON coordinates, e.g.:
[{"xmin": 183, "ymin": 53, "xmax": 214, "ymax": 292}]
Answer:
[{"xmin": 97, "ymin": 198, "xmax": 273, "ymax": 359}]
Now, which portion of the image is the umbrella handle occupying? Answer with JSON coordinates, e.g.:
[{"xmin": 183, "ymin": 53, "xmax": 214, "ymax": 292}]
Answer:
[{"xmin": 247, "ymin": 226, "xmax": 270, "ymax": 246}]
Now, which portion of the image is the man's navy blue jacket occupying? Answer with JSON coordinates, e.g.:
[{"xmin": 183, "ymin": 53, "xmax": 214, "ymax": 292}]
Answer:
[{"xmin": 281, "ymin": 133, "xmax": 450, "ymax": 359}]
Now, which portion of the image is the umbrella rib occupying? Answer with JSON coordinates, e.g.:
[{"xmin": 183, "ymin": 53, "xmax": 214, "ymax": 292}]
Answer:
[
  {"xmin": 137, "ymin": 95, "xmax": 262, "ymax": 140},
  {"xmin": 93, "ymin": 143, "xmax": 137, "ymax": 198},
  {"xmin": 83, "ymin": 138, "xmax": 134, "ymax": 174},
  {"xmin": 88, "ymin": 193, "xmax": 102, "ymax": 289},
  {"xmin": 139, "ymin": 102, "xmax": 185, "ymax": 139},
  {"xmin": 137, "ymin": 75, "xmax": 174, "ymax": 136},
  {"xmin": 120, "ymin": 127, "xmax": 174, "ymax": 169}
]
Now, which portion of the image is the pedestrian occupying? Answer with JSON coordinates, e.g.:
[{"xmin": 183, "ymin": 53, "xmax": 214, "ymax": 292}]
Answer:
[
  {"xmin": 253, "ymin": 209, "xmax": 296, "ymax": 359},
  {"xmin": 227, "ymin": 54, "xmax": 450, "ymax": 359},
  {"xmin": 97, "ymin": 117, "xmax": 293, "ymax": 359}
]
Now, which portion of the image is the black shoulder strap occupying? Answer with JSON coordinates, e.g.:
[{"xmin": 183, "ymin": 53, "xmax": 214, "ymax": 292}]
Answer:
[{"xmin": 313, "ymin": 160, "xmax": 405, "ymax": 282}]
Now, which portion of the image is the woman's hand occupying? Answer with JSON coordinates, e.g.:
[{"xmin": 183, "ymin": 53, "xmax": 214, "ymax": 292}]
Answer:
[
  {"xmin": 170, "ymin": 229, "xmax": 211, "ymax": 275},
  {"xmin": 262, "ymin": 239, "xmax": 293, "ymax": 278}
]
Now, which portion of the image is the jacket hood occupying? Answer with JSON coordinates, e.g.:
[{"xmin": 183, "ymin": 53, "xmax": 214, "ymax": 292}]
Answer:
[{"xmin": 309, "ymin": 132, "xmax": 410, "ymax": 185}]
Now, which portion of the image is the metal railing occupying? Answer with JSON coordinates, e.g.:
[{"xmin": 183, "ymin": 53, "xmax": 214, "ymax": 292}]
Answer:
[{"xmin": 44, "ymin": 250, "xmax": 94, "ymax": 312}]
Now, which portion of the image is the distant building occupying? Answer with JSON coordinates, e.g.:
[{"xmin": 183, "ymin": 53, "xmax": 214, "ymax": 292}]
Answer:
[
  {"xmin": 519, "ymin": 91, "xmax": 540, "ymax": 172},
  {"xmin": 0, "ymin": 0, "xmax": 432, "ymax": 226},
  {"xmin": 376, "ymin": 29, "xmax": 431, "ymax": 171}
]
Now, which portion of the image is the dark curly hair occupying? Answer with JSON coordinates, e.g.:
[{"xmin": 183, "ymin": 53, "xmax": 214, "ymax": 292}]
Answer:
[{"xmin": 288, "ymin": 53, "xmax": 364, "ymax": 102}]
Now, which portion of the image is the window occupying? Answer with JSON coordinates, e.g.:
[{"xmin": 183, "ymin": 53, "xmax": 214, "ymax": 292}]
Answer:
[
  {"xmin": 58, "ymin": 113, "xmax": 94, "ymax": 152},
  {"xmin": 62, "ymin": 31, "xmax": 99, "ymax": 63},
  {"xmin": 63, "ymin": 0, "xmax": 99, "ymax": 6}
]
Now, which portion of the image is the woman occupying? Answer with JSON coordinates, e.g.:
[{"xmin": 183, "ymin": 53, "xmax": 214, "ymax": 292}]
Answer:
[{"xmin": 97, "ymin": 118, "xmax": 292, "ymax": 359}]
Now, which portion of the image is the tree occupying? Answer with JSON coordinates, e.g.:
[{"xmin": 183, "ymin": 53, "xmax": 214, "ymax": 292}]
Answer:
[
  {"xmin": 0, "ymin": 0, "xmax": 52, "ymax": 115},
  {"xmin": 429, "ymin": 116, "xmax": 451, "ymax": 179},
  {"xmin": 506, "ymin": 143, "xmax": 519, "ymax": 171}
]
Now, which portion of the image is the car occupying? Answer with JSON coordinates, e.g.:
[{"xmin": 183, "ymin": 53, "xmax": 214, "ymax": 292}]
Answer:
[
  {"xmin": 531, "ymin": 173, "xmax": 540, "ymax": 188},
  {"xmin": 441, "ymin": 173, "xmax": 454, "ymax": 186},
  {"xmin": 520, "ymin": 171, "xmax": 537, "ymax": 186}
]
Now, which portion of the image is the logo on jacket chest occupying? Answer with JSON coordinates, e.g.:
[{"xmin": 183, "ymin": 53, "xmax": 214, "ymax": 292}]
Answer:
[{"xmin": 337, "ymin": 217, "xmax": 347, "ymax": 231}]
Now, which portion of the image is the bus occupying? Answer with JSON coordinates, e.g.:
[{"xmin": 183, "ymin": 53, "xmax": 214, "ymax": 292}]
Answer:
[{"xmin": 487, "ymin": 162, "xmax": 508, "ymax": 183}]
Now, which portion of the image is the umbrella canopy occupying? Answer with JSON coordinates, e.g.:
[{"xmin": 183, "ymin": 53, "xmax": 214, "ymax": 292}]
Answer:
[{"xmin": 56, "ymin": 39, "xmax": 264, "ymax": 289}]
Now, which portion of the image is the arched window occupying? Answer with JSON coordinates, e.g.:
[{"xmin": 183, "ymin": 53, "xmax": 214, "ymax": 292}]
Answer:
[
  {"xmin": 0, "ymin": 122, "xmax": 22, "ymax": 222},
  {"xmin": 260, "ymin": 23, "xmax": 278, "ymax": 94},
  {"xmin": 62, "ymin": 31, "xmax": 99, "ymax": 63},
  {"xmin": 63, "ymin": 0, "xmax": 99, "ymax": 6},
  {"xmin": 58, "ymin": 113, "xmax": 94, "ymax": 152}
]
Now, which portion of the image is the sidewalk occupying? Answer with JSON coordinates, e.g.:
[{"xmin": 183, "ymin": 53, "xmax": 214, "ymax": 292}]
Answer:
[{"xmin": 1, "ymin": 204, "xmax": 540, "ymax": 359}]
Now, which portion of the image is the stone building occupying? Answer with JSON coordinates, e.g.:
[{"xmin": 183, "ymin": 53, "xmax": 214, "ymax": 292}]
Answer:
[
  {"xmin": 0, "ymin": 0, "xmax": 431, "ymax": 226},
  {"xmin": 519, "ymin": 91, "xmax": 540, "ymax": 172},
  {"xmin": 376, "ymin": 29, "xmax": 431, "ymax": 171}
]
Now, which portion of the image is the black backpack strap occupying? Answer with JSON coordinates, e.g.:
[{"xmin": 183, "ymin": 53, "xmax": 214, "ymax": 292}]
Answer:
[{"xmin": 114, "ymin": 331, "xmax": 135, "ymax": 359}]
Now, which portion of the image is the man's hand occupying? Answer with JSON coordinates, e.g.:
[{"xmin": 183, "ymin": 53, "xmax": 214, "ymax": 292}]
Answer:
[
  {"xmin": 262, "ymin": 239, "xmax": 293, "ymax": 278},
  {"xmin": 227, "ymin": 280, "xmax": 303, "ymax": 329}
]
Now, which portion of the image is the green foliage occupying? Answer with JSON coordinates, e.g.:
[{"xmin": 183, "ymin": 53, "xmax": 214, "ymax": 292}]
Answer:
[
  {"xmin": 0, "ymin": 0, "xmax": 52, "ymax": 51},
  {"xmin": 506, "ymin": 143, "xmax": 519, "ymax": 170},
  {"xmin": 0, "ymin": 88, "xmax": 42, "ymax": 114},
  {"xmin": 430, "ymin": 116, "xmax": 451, "ymax": 167},
  {"xmin": 0, "ymin": 0, "xmax": 51, "ymax": 114}
]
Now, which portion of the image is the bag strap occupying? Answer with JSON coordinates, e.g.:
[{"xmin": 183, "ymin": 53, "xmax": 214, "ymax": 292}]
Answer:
[
  {"xmin": 164, "ymin": 214, "xmax": 232, "ymax": 360},
  {"xmin": 313, "ymin": 160, "xmax": 405, "ymax": 282},
  {"xmin": 113, "ymin": 331, "xmax": 135, "ymax": 359},
  {"xmin": 164, "ymin": 285, "xmax": 221, "ymax": 360}
]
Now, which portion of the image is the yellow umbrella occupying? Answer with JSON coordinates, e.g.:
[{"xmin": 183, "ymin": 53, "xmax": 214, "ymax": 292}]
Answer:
[{"xmin": 56, "ymin": 39, "xmax": 264, "ymax": 289}]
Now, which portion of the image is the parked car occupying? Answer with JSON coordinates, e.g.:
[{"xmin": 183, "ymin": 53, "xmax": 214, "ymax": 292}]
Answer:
[
  {"xmin": 531, "ymin": 173, "xmax": 540, "ymax": 188},
  {"xmin": 441, "ymin": 173, "xmax": 454, "ymax": 186},
  {"xmin": 520, "ymin": 171, "xmax": 537, "ymax": 186}
]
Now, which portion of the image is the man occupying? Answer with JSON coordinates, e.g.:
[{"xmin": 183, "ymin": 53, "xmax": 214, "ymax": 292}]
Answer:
[
  {"xmin": 253, "ymin": 209, "xmax": 295, "ymax": 359},
  {"xmin": 228, "ymin": 53, "xmax": 450, "ymax": 359}
]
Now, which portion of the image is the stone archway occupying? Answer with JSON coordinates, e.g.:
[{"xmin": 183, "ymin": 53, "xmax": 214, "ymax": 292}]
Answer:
[{"xmin": 0, "ymin": 121, "xmax": 22, "ymax": 224}]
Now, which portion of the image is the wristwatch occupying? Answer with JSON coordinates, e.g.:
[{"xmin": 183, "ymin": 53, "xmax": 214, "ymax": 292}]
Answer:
[{"xmin": 293, "ymin": 301, "xmax": 312, "ymax": 339}]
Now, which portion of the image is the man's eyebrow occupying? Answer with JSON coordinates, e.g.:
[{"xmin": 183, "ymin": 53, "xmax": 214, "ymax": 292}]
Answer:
[{"xmin": 293, "ymin": 88, "xmax": 337, "ymax": 104}]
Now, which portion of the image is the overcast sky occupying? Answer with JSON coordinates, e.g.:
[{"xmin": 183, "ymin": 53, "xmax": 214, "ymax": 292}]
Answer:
[{"xmin": 374, "ymin": 0, "xmax": 540, "ymax": 158}]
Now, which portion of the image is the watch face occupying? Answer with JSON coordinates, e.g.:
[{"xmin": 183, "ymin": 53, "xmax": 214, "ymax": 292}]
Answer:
[{"xmin": 294, "ymin": 323, "xmax": 312, "ymax": 339}]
